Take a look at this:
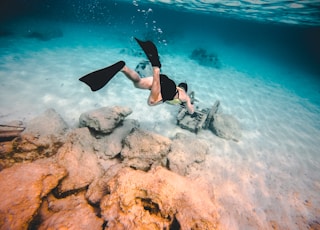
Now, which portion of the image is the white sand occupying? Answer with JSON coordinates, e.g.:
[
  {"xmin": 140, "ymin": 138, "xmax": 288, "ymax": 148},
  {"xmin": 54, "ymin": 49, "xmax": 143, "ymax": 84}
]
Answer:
[{"xmin": 1, "ymin": 22, "xmax": 319, "ymax": 229}]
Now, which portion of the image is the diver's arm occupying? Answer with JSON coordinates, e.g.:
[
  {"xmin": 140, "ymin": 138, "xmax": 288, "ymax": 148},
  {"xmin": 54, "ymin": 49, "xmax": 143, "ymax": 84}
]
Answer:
[
  {"xmin": 148, "ymin": 67, "xmax": 162, "ymax": 106},
  {"xmin": 185, "ymin": 96, "xmax": 194, "ymax": 114}
]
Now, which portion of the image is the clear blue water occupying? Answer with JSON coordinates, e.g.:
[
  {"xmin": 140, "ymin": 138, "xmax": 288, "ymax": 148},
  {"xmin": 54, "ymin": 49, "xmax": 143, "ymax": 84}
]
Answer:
[
  {"xmin": 1, "ymin": 1, "xmax": 320, "ymax": 228},
  {"xmin": 1, "ymin": 0, "xmax": 319, "ymax": 105},
  {"xmin": 0, "ymin": 1, "xmax": 319, "ymax": 131}
]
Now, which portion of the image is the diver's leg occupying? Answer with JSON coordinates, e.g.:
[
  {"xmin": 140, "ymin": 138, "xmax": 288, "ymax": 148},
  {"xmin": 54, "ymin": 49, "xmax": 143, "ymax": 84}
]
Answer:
[{"xmin": 121, "ymin": 65, "xmax": 152, "ymax": 89}]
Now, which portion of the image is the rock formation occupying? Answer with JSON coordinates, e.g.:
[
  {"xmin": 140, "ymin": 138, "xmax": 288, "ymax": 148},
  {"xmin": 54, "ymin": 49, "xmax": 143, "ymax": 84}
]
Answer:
[
  {"xmin": 190, "ymin": 48, "xmax": 221, "ymax": 68},
  {"xmin": 92, "ymin": 119, "xmax": 139, "ymax": 160},
  {"xmin": 0, "ymin": 106, "xmax": 220, "ymax": 229},
  {"xmin": 121, "ymin": 128, "xmax": 172, "ymax": 171},
  {"xmin": 25, "ymin": 29, "xmax": 63, "ymax": 41},
  {"xmin": 79, "ymin": 106, "xmax": 132, "ymax": 134},
  {"xmin": 0, "ymin": 108, "xmax": 68, "ymax": 168},
  {"xmin": 0, "ymin": 159, "xmax": 67, "ymax": 229},
  {"xmin": 35, "ymin": 192, "xmax": 103, "ymax": 230},
  {"xmin": 167, "ymin": 133, "xmax": 208, "ymax": 176},
  {"xmin": 210, "ymin": 113, "xmax": 241, "ymax": 142},
  {"xmin": 100, "ymin": 167, "xmax": 219, "ymax": 229},
  {"xmin": 54, "ymin": 127, "xmax": 104, "ymax": 194},
  {"xmin": 134, "ymin": 60, "xmax": 153, "ymax": 78},
  {"xmin": 0, "ymin": 120, "xmax": 25, "ymax": 142}
]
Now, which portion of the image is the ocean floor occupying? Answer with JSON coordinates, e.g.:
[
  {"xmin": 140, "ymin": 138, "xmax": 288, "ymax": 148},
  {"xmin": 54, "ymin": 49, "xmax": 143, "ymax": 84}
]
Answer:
[{"xmin": 1, "ymin": 20, "xmax": 320, "ymax": 229}]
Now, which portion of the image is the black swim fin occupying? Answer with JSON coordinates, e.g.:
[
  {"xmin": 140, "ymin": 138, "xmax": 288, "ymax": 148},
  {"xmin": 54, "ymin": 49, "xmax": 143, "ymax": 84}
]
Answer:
[
  {"xmin": 135, "ymin": 37, "xmax": 161, "ymax": 68},
  {"xmin": 79, "ymin": 61, "xmax": 125, "ymax": 91}
]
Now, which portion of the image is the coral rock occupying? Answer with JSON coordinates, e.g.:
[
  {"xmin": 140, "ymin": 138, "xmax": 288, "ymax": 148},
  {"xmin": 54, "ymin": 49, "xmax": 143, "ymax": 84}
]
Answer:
[
  {"xmin": 55, "ymin": 128, "xmax": 103, "ymax": 194},
  {"xmin": 121, "ymin": 128, "xmax": 171, "ymax": 171},
  {"xmin": 36, "ymin": 192, "xmax": 103, "ymax": 230},
  {"xmin": 24, "ymin": 108, "xmax": 69, "ymax": 137},
  {"xmin": 86, "ymin": 164, "xmax": 124, "ymax": 204},
  {"xmin": 0, "ymin": 109, "xmax": 68, "ymax": 168},
  {"xmin": 168, "ymin": 133, "xmax": 208, "ymax": 176},
  {"xmin": 211, "ymin": 114, "xmax": 241, "ymax": 142},
  {"xmin": 93, "ymin": 119, "xmax": 139, "ymax": 160},
  {"xmin": 79, "ymin": 106, "xmax": 132, "ymax": 134},
  {"xmin": 100, "ymin": 167, "xmax": 219, "ymax": 229},
  {"xmin": 0, "ymin": 159, "xmax": 67, "ymax": 229}
]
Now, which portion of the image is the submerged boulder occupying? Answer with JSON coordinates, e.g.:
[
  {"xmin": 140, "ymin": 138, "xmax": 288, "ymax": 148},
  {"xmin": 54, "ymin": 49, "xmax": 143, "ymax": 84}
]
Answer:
[
  {"xmin": 211, "ymin": 113, "xmax": 241, "ymax": 142},
  {"xmin": 55, "ymin": 128, "xmax": 103, "ymax": 194},
  {"xmin": 35, "ymin": 192, "xmax": 103, "ymax": 230},
  {"xmin": 100, "ymin": 167, "xmax": 220, "ymax": 229},
  {"xmin": 0, "ymin": 120, "xmax": 25, "ymax": 142},
  {"xmin": 0, "ymin": 159, "xmax": 67, "ymax": 229},
  {"xmin": 121, "ymin": 128, "xmax": 172, "ymax": 171},
  {"xmin": 25, "ymin": 29, "xmax": 63, "ymax": 41},
  {"xmin": 0, "ymin": 109, "xmax": 68, "ymax": 169},
  {"xmin": 79, "ymin": 106, "xmax": 132, "ymax": 134},
  {"xmin": 24, "ymin": 108, "xmax": 69, "ymax": 137},
  {"xmin": 135, "ymin": 60, "xmax": 153, "ymax": 78},
  {"xmin": 86, "ymin": 164, "xmax": 124, "ymax": 204},
  {"xmin": 92, "ymin": 119, "xmax": 139, "ymax": 160},
  {"xmin": 168, "ymin": 133, "xmax": 208, "ymax": 176},
  {"xmin": 190, "ymin": 48, "xmax": 221, "ymax": 68}
]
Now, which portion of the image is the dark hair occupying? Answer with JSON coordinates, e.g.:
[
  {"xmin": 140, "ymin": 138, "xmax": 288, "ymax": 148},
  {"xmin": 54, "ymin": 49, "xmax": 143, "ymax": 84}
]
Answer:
[{"xmin": 178, "ymin": 82, "xmax": 188, "ymax": 92}]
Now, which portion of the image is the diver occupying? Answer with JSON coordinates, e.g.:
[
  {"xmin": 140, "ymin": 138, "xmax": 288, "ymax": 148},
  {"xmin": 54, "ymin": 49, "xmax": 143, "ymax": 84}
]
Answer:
[{"xmin": 79, "ymin": 37, "xmax": 194, "ymax": 115}]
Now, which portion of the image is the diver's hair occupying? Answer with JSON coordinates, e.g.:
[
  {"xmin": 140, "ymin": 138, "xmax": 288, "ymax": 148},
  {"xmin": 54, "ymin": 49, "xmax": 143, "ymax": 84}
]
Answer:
[{"xmin": 178, "ymin": 82, "xmax": 188, "ymax": 92}]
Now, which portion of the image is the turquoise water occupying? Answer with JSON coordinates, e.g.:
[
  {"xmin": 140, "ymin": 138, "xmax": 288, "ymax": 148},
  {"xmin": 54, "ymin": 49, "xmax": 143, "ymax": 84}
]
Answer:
[
  {"xmin": 0, "ymin": 1, "xmax": 320, "ymax": 125},
  {"xmin": 1, "ymin": 0, "xmax": 319, "ymax": 105},
  {"xmin": 1, "ymin": 1, "xmax": 320, "ymax": 228}
]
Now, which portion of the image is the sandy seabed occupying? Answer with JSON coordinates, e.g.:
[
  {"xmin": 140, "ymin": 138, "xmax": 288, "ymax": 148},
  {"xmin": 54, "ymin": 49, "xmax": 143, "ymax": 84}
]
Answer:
[{"xmin": 0, "ymin": 23, "xmax": 320, "ymax": 229}]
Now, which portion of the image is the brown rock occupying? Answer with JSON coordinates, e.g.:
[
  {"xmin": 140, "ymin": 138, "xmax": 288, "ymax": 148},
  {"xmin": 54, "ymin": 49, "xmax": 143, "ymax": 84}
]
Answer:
[
  {"xmin": 55, "ymin": 128, "xmax": 103, "ymax": 194},
  {"xmin": 0, "ymin": 109, "xmax": 68, "ymax": 169},
  {"xmin": 36, "ymin": 192, "xmax": 103, "ymax": 230},
  {"xmin": 0, "ymin": 141, "xmax": 14, "ymax": 170},
  {"xmin": 121, "ymin": 128, "xmax": 171, "ymax": 171},
  {"xmin": 100, "ymin": 167, "xmax": 219, "ymax": 229},
  {"xmin": 93, "ymin": 119, "xmax": 139, "ymax": 160},
  {"xmin": 0, "ymin": 120, "xmax": 25, "ymax": 141},
  {"xmin": 0, "ymin": 159, "xmax": 67, "ymax": 229},
  {"xmin": 86, "ymin": 164, "xmax": 124, "ymax": 204}
]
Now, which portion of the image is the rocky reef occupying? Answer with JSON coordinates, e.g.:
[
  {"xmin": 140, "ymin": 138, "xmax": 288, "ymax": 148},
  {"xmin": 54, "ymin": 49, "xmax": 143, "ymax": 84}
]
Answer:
[
  {"xmin": 134, "ymin": 60, "xmax": 153, "ymax": 78},
  {"xmin": 24, "ymin": 29, "xmax": 63, "ymax": 41},
  {"xmin": 0, "ymin": 106, "xmax": 220, "ymax": 229},
  {"xmin": 190, "ymin": 48, "xmax": 221, "ymax": 68}
]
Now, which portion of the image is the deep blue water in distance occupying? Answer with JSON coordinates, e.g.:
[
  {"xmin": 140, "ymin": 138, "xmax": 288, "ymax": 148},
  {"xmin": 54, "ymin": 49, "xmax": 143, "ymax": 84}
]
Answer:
[{"xmin": 1, "ymin": 0, "xmax": 320, "ymax": 105}]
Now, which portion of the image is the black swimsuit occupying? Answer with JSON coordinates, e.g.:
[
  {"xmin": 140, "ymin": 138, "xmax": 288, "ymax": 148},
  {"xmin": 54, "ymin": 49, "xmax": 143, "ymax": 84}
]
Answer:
[{"xmin": 159, "ymin": 74, "xmax": 177, "ymax": 102}]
